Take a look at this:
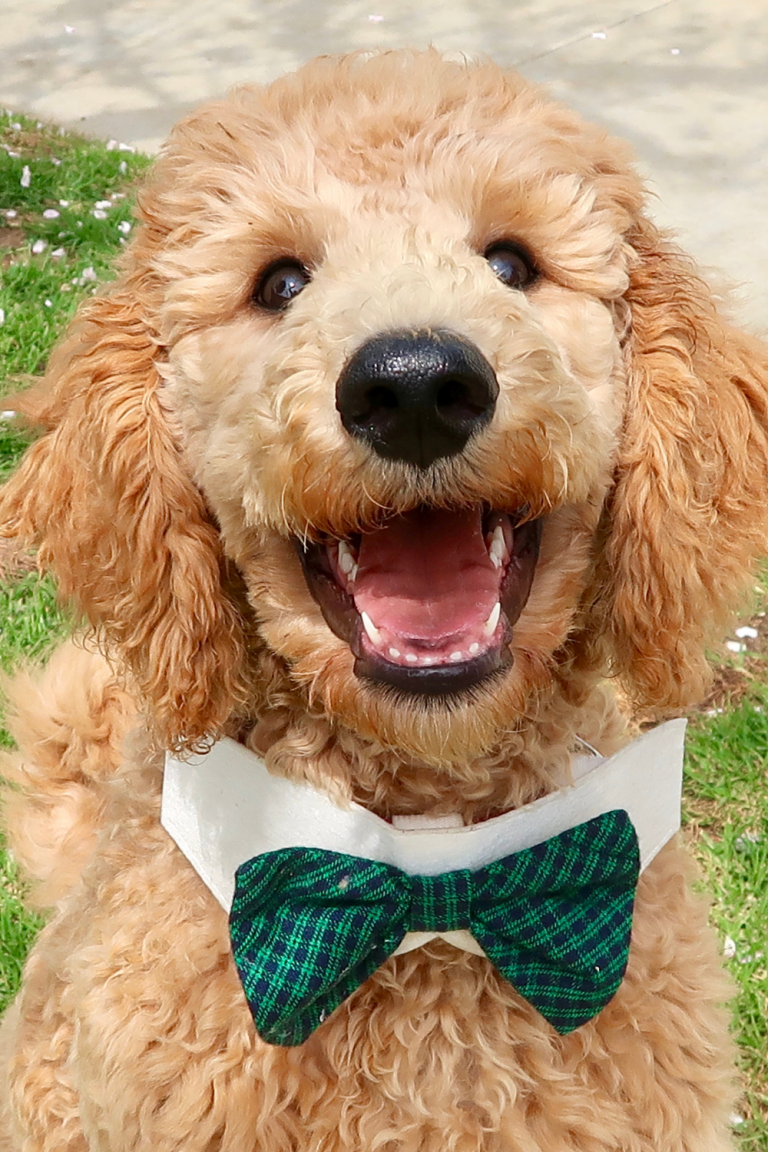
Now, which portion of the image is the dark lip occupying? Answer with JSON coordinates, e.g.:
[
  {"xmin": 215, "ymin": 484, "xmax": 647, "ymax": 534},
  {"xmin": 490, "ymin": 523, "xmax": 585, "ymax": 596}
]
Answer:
[{"xmin": 293, "ymin": 514, "xmax": 542, "ymax": 698}]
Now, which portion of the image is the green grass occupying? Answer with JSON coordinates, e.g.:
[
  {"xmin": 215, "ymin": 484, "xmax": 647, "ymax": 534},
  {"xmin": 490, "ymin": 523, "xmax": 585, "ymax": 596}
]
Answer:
[
  {"xmin": 1, "ymin": 110, "xmax": 150, "ymax": 390},
  {"xmin": 0, "ymin": 109, "xmax": 766, "ymax": 1146},
  {"xmin": 684, "ymin": 631, "xmax": 768, "ymax": 1147},
  {"xmin": 0, "ymin": 110, "xmax": 148, "ymax": 1012}
]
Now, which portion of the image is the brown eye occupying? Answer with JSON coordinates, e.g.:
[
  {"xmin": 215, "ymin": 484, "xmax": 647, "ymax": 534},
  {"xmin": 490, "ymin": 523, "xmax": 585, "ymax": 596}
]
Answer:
[
  {"xmin": 254, "ymin": 260, "xmax": 310, "ymax": 310},
  {"xmin": 485, "ymin": 243, "xmax": 537, "ymax": 290}
]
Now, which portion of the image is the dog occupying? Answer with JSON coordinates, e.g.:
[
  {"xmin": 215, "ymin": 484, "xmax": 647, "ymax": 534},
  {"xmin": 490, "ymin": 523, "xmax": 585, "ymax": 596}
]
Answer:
[{"xmin": 1, "ymin": 48, "xmax": 767, "ymax": 1152}]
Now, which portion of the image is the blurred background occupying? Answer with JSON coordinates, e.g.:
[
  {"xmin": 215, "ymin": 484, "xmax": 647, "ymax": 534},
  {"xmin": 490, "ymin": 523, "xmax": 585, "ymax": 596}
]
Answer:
[{"xmin": 0, "ymin": 0, "xmax": 766, "ymax": 331}]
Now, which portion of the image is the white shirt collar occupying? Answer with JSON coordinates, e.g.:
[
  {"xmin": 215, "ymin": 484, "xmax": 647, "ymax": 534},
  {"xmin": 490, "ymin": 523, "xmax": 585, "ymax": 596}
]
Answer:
[{"xmin": 162, "ymin": 719, "xmax": 686, "ymax": 929}]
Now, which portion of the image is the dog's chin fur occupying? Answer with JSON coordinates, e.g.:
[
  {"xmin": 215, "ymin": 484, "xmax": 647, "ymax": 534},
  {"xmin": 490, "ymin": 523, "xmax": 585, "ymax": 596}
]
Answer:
[{"xmin": 1, "ymin": 48, "xmax": 768, "ymax": 1151}]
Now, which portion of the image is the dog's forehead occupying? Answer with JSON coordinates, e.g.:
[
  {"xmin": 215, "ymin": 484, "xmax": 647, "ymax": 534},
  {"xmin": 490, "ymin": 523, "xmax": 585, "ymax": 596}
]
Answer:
[{"xmin": 163, "ymin": 54, "xmax": 640, "ymax": 228}]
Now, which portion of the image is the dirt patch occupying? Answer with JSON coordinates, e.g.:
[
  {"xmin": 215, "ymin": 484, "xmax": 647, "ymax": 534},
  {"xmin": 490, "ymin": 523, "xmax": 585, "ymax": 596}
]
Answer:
[
  {"xmin": 0, "ymin": 227, "xmax": 22, "ymax": 249},
  {"xmin": 698, "ymin": 605, "xmax": 768, "ymax": 712},
  {"xmin": 0, "ymin": 538, "xmax": 37, "ymax": 579},
  {"xmin": 2, "ymin": 123, "xmax": 77, "ymax": 159}
]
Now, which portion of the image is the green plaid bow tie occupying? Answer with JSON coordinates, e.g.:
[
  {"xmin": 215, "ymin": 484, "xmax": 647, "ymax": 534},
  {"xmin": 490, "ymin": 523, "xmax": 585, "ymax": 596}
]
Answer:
[{"xmin": 229, "ymin": 809, "xmax": 639, "ymax": 1047}]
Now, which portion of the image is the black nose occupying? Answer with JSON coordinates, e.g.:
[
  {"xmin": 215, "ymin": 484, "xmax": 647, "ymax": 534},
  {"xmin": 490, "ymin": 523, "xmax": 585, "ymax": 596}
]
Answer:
[{"xmin": 335, "ymin": 330, "xmax": 498, "ymax": 469}]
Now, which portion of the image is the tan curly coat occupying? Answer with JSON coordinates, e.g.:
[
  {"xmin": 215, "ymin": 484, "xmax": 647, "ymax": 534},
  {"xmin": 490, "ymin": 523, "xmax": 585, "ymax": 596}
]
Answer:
[{"xmin": 1, "ymin": 50, "xmax": 767, "ymax": 1152}]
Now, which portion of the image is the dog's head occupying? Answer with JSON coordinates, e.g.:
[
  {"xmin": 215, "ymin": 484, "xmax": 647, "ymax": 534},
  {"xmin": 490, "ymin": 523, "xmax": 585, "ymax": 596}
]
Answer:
[{"xmin": 3, "ymin": 51, "xmax": 768, "ymax": 763}]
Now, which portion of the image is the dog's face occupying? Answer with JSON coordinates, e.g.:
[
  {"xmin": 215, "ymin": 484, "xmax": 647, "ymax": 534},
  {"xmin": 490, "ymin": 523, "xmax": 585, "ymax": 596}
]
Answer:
[
  {"xmin": 5, "ymin": 52, "xmax": 767, "ymax": 760},
  {"xmin": 154, "ymin": 55, "xmax": 641, "ymax": 761}
]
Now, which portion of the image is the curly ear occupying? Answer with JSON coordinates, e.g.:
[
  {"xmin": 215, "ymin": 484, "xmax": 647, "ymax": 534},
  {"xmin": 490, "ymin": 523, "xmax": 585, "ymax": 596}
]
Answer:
[
  {"xmin": 0, "ymin": 290, "xmax": 248, "ymax": 752},
  {"xmin": 600, "ymin": 216, "xmax": 768, "ymax": 710}
]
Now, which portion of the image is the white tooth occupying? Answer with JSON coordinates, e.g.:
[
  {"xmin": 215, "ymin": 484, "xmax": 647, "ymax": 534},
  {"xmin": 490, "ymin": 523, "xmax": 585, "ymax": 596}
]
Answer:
[
  {"xmin": 405, "ymin": 653, "xmax": 417, "ymax": 663},
  {"xmin": 348, "ymin": 563, "xmax": 358, "ymax": 584},
  {"xmin": 338, "ymin": 540, "xmax": 355, "ymax": 574},
  {"xmin": 469, "ymin": 642, "xmax": 480, "ymax": 655},
  {"xmin": 483, "ymin": 602, "xmax": 501, "ymax": 636},
  {"xmin": 389, "ymin": 647, "xmax": 401, "ymax": 659},
  {"xmin": 361, "ymin": 612, "xmax": 382, "ymax": 645},
  {"xmin": 489, "ymin": 526, "xmax": 506, "ymax": 568},
  {"xmin": 450, "ymin": 651, "xmax": 463, "ymax": 662},
  {"xmin": 422, "ymin": 656, "xmax": 435, "ymax": 665}
]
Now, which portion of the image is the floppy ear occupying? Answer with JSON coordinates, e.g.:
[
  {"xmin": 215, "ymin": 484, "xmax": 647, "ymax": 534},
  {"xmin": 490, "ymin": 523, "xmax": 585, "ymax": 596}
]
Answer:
[
  {"xmin": 597, "ymin": 216, "xmax": 768, "ymax": 711},
  {"xmin": 0, "ymin": 290, "xmax": 248, "ymax": 752}
]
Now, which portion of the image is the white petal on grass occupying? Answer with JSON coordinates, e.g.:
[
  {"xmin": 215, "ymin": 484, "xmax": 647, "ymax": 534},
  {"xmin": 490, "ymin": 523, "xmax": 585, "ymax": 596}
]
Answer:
[
  {"xmin": 51, "ymin": 158, "xmax": 61, "ymax": 166},
  {"xmin": 725, "ymin": 640, "xmax": 745, "ymax": 653},
  {"xmin": 0, "ymin": 411, "xmax": 16, "ymax": 419},
  {"xmin": 94, "ymin": 200, "xmax": 112, "ymax": 210},
  {"xmin": 31, "ymin": 238, "xmax": 47, "ymax": 254},
  {"xmin": 730, "ymin": 1114, "xmax": 745, "ymax": 1127},
  {"xmin": 59, "ymin": 199, "xmax": 69, "ymax": 207},
  {"xmin": 735, "ymin": 625, "xmax": 758, "ymax": 639},
  {"xmin": 10, "ymin": 121, "xmax": 21, "ymax": 131},
  {"xmin": 0, "ymin": 309, "xmax": 4, "ymax": 326},
  {"xmin": 118, "ymin": 142, "xmax": 136, "ymax": 153},
  {"xmin": 51, "ymin": 247, "xmax": 65, "ymax": 257},
  {"xmin": 93, "ymin": 209, "xmax": 107, "ymax": 219},
  {"xmin": 118, "ymin": 160, "xmax": 128, "ymax": 174},
  {"xmin": 80, "ymin": 266, "xmax": 97, "ymax": 282},
  {"xmin": 5, "ymin": 210, "xmax": 17, "ymax": 219},
  {"xmin": 42, "ymin": 208, "xmax": 60, "ymax": 219},
  {"xmin": 20, "ymin": 165, "xmax": 31, "ymax": 188},
  {"xmin": 106, "ymin": 139, "xmax": 118, "ymax": 151},
  {"xmin": 44, "ymin": 299, "xmax": 53, "ymax": 307},
  {"xmin": 723, "ymin": 936, "xmax": 737, "ymax": 959},
  {"xmin": 7, "ymin": 150, "xmax": 20, "ymax": 159},
  {"xmin": 118, "ymin": 220, "xmax": 131, "ymax": 234}
]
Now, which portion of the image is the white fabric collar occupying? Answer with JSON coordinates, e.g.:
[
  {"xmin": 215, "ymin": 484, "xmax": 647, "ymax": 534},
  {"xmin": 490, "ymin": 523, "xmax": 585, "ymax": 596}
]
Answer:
[{"xmin": 162, "ymin": 720, "xmax": 685, "ymax": 956}]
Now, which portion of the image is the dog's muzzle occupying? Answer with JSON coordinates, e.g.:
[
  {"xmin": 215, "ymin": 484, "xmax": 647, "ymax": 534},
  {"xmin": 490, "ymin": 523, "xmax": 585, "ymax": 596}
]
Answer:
[{"xmin": 335, "ymin": 329, "xmax": 498, "ymax": 469}]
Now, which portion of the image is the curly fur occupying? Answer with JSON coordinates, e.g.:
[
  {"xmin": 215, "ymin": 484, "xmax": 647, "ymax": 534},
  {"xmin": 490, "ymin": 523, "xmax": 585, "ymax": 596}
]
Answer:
[{"xmin": 0, "ymin": 49, "xmax": 766, "ymax": 1150}]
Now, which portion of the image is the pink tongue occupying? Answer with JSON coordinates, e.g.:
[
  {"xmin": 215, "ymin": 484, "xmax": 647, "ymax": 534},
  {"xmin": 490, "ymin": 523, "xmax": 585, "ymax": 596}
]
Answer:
[{"xmin": 353, "ymin": 507, "xmax": 500, "ymax": 647}]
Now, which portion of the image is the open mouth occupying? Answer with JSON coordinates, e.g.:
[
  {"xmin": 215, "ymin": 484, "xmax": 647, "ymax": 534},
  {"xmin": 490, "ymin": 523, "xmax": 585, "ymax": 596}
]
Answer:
[{"xmin": 295, "ymin": 505, "xmax": 542, "ymax": 695}]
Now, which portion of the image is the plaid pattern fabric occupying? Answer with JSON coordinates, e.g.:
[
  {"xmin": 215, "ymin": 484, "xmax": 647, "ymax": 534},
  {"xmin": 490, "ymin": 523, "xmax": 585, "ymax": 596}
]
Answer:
[{"xmin": 229, "ymin": 809, "xmax": 639, "ymax": 1047}]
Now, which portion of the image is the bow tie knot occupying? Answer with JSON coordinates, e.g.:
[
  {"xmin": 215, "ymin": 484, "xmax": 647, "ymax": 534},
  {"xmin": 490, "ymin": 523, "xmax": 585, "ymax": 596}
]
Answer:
[{"xmin": 408, "ymin": 870, "xmax": 473, "ymax": 933}]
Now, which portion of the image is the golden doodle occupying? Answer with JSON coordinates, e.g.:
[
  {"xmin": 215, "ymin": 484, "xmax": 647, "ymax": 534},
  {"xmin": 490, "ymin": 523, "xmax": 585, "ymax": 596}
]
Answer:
[{"xmin": 1, "ymin": 49, "xmax": 767, "ymax": 1151}]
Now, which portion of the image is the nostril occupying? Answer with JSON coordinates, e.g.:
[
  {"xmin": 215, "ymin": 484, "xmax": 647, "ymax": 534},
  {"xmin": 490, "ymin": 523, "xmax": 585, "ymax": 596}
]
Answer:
[
  {"xmin": 366, "ymin": 385, "xmax": 399, "ymax": 413},
  {"xmin": 436, "ymin": 379, "xmax": 486, "ymax": 422},
  {"xmin": 349, "ymin": 384, "xmax": 400, "ymax": 437}
]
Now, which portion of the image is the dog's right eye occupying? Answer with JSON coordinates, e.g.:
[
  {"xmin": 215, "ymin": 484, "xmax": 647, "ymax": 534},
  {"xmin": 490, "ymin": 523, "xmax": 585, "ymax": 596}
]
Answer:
[{"xmin": 254, "ymin": 260, "xmax": 310, "ymax": 311}]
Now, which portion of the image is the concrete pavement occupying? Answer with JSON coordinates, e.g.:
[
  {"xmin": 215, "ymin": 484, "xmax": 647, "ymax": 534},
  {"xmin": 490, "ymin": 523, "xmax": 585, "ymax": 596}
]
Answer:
[{"xmin": 0, "ymin": 0, "xmax": 766, "ymax": 331}]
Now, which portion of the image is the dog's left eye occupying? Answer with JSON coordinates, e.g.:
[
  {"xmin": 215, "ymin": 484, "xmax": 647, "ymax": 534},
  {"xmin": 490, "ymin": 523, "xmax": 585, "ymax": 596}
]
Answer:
[
  {"xmin": 485, "ymin": 243, "xmax": 537, "ymax": 290},
  {"xmin": 254, "ymin": 260, "xmax": 311, "ymax": 310}
]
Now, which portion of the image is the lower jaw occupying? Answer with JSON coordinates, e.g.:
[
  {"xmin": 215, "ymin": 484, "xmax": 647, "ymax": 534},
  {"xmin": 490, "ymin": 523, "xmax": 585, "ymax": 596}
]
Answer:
[{"xmin": 353, "ymin": 642, "xmax": 512, "ymax": 696}]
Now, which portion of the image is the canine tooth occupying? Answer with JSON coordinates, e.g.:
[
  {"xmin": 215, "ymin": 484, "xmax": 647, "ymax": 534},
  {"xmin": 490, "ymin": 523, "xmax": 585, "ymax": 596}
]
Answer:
[
  {"xmin": 469, "ymin": 642, "xmax": 480, "ymax": 655},
  {"xmin": 405, "ymin": 653, "xmax": 418, "ymax": 664},
  {"xmin": 348, "ymin": 563, "xmax": 358, "ymax": 584},
  {"xmin": 489, "ymin": 526, "xmax": 506, "ymax": 568},
  {"xmin": 338, "ymin": 541, "xmax": 355, "ymax": 575},
  {"xmin": 483, "ymin": 602, "xmax": 501, "ymax": 636},
  {"xmin": 361, "ymin": 612, "xmax": 382, "ymax": 645},
  {"xmin": 389, "ymin": 647, "xmax": 401, "ymax": 659},
  {"xmin": 450, "ymin": 651, "xmax": 463, "ymax": 662}
]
